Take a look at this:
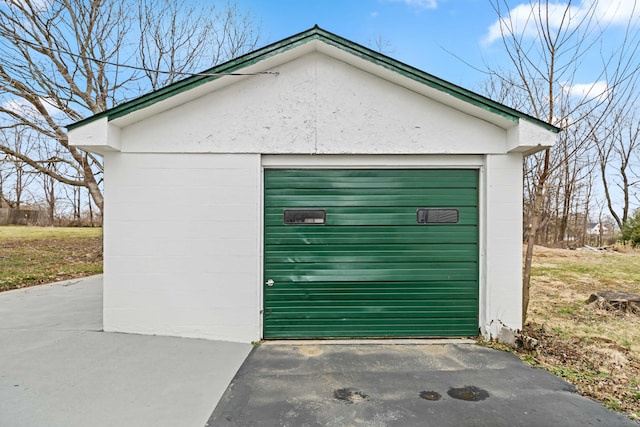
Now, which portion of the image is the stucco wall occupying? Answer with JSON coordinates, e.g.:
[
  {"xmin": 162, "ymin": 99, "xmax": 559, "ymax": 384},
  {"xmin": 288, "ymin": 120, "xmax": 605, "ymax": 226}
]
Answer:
[
  {"xmin": 103, "ymin": 152, "xmax": 261, "ymax": 342},
  {"xmin": 119, "ymin": 53, "xmax": 507, "ymax": 155}
]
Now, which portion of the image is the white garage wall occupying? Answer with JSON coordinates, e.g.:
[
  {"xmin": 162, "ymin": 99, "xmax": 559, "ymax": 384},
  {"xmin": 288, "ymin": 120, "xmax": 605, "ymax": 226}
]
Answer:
[
  {"xmin": 103, "ymin": 152, "xmax": 261, "ymax": 342},
  {"xmin": 482, "ymin": 153, "xmax": 524, "ymax": 337}
]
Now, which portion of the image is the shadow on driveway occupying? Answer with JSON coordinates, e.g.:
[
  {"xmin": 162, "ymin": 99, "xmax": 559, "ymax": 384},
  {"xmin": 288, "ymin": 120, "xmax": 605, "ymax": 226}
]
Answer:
[{"xmin": 208, "ymin": 343, "xmax": 637, "ymax": 427}]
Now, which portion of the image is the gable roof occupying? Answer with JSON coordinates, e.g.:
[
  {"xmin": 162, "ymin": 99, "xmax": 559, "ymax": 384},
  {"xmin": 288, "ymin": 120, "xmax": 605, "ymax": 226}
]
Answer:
[{"xmin": 67, "ymin": 26, "xmax": 559, "ymax": 133}]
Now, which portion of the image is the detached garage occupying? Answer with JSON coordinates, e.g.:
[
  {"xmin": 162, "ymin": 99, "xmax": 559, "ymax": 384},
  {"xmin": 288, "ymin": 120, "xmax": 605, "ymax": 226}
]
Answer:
[{"xmin": 68, "ymin": 27, "xmax": 557, "ymax": 343}]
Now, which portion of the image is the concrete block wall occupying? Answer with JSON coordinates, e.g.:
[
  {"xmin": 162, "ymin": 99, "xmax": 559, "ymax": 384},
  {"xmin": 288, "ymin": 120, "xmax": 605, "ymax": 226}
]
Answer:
[{"xmin": 103, "ymin": 153, "xmax": 261, "ymax": 342}]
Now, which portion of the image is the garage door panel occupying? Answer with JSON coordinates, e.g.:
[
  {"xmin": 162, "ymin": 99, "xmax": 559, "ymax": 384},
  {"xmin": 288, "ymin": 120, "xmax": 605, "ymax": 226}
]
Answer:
[
  {"xmin": 268, "ymin": 271, "xmax": 477, "ymax": 283},
  {"xmin": 265, "ymin": 281, "xmax": 479, "ymax": 300},
  {"xmin": 266, "ymin": 178, "xmax": 474, "ymax": 189},
  {"xmin": 265, "ymin": 170, "xmax": 477, "ymax": 189},
  {"xmin": 265, "ymin": 243, "xmax": 478, "ymax": 263},
  {"xmin": 265, "ymin": 207, "xmax": 478, "ymax": 226},
  {"xmin": 264, "ymin": 169, "xmax": 479, "ymax": 338},
  {"xmin": 265, "ymin": 299, "xmax": 478, "ymax": 311},
  {"xmin": 265, "ymin": 192, "xmax": 478, "ymax": 208},
  {"xmin": 265, "ymin": 309, "xmax": 478, "ymax": 321},
  {"xmin": 266, "ymin": 262, "xmax": 478, "ymax": 281},
  {"xmin": 268, "ymin": 292, "xmax": 478, "ymax": 302},
  {"xmin": 264, "ymin": 318, "xmax": 479, "ymax": 339},
  {"xmin": 264, "ymin": 317, "xmax": 478, "ymax": 326},
  {"xmin": 265, "ymin": 226, "xmax": 478, "ymax": 245}
]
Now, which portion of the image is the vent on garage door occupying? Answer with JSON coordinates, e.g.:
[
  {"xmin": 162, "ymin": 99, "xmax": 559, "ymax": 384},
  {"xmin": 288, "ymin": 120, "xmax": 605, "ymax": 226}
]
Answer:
[{"xmin": 263, "ymin": 169, "xmax": 479, "ymax": 339}]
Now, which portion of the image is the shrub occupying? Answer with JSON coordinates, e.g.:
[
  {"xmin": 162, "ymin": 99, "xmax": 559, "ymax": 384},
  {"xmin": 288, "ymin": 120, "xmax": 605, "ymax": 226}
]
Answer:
[{"xmin": 621, "ymin": 210, "xmax": 640, "ymax": 247}]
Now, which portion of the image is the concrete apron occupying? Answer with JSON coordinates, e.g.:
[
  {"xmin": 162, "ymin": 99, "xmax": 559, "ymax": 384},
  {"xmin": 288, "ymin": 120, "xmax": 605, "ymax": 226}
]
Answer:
[
  {"xmin": 207, "ymin": 342, "xmax": 637, "ymax": 427},
  {"xmin": 0, "ymin": 276, "xmax": 253, "ymax": 427}
]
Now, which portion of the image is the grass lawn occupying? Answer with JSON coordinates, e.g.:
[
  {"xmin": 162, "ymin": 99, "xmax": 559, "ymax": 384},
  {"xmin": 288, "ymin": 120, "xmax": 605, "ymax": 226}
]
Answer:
[
  {"xmin": 0, "ymin": 226, "xmax": 103, "ymax": 291},
  {"xmin": 485, "ymin": 246, "xmax": 640, "ymax": 422}
]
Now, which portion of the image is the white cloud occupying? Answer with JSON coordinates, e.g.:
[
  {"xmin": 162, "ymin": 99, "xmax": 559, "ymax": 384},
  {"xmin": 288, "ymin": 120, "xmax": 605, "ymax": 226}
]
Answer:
[
  {"xmin": 483, "ymin": 0, "xmax": 639, "ymax": 45},
  {"xmin": 2, "ymin": 99, "xmax": 31, "ymax": 116},
  {"xmin": 40, "ymin": 99, "xmax": 64, "ymax": 117},
  {"xmin": 406, "ymin": 0, "xmax": 437, "ymax": 8},
  {"xmin": 483, "ymin": 2, "xmax": 580, "ymax": 45},
  {"xmin": 589, "ymin": 0, "xmax": 640, "ymax": 25},
  {"xmin": 388, "ymin": 0, "xmax": 438, "ymax": 10},
  {"xmin": 1, "ymin": 97, "xmax": 64, "ymax": 119},
  {"xmin": 563, "ymin": 80, "xmax": 610, "ymax": 100},
  {"xmin": 7, "ymin": 0, "xmax": 50, "ymax": 12}
]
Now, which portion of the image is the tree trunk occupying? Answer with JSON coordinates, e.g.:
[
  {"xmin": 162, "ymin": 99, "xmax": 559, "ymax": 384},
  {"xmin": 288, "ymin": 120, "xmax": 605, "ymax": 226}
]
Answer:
[{"xmin": 523, "ymin": 148, "xmax": 550, "ymax": 325}]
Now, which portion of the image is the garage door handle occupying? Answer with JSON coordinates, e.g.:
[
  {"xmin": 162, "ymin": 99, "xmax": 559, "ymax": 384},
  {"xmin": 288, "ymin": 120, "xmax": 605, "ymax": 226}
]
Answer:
[{"xmin": 266, "ymin": 279, "xmax": 275, "ymax": 287}]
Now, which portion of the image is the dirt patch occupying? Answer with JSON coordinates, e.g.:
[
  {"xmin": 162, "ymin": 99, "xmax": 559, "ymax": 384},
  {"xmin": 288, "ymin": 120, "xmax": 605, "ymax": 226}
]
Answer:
[
  {"xmin": 296, "ymin": 345, "xmax": 324, "ymax": 358},
  {"xmin": 512, "ymin": 324, "xmax": 640, "ymax": 419}
]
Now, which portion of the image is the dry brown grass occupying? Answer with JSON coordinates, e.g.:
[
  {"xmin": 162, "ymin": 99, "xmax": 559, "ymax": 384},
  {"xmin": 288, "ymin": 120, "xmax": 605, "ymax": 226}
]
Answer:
[
  {"xmin": 489, "ymin": 246, "xmax": 640, "ymax": 422},
  {"xmin": 0, "ymin": 226, "xmax": 103, "ymax": 291}
]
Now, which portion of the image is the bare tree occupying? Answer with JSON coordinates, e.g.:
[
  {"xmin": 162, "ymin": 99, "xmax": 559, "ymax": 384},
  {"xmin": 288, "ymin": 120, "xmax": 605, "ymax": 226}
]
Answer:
[
  {"xmin": 594, "ymin": 107, "xmax": 640, "ymax": 230},
  {"xmin": 484, "ymin": 74, "xmax": 593, "ymax": 247},
  {"xmin": 367, "ymin": 34, "xmax": 395, "ymax": 55},
  {"xmin": 0, "ymin": 147, "xmax": 13, "ymax": 208},
  {"xmin": 41, "ymin": 164, "xmax": 57, "ymax": 224},
  {"xmin": 0, "ymin": 128, "xmax": 38, "ymax": 208},
  {"xmin": 486, "ymin": 0, "xmax": 640, "ymax": 323},
  {"xmin": 0, "ymin": 0, "xmax": 262, "ymax": 215},
  {"xmin": 137, "ymin": 0, "xmax": 261, "ymax": 90},
  {"xmin": 555, "ymin": 119, "xmax": 594, "ymax": 244}
]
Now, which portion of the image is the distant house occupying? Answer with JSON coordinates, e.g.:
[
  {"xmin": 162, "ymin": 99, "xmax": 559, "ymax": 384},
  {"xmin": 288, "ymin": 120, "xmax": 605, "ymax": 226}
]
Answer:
[
  {"xmin": 587, "ymin": 222, "xmax": 607, "ymax": 236},
  {"xmin": 68, "ymin": 27, "xmax": 558, "ymax": 343}
]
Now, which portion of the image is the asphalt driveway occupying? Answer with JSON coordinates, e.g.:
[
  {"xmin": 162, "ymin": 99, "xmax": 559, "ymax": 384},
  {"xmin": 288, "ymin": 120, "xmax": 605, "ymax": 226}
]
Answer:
[{"xmin": 208, "ymin": 343, "xmax": 638, "ymax": 427}]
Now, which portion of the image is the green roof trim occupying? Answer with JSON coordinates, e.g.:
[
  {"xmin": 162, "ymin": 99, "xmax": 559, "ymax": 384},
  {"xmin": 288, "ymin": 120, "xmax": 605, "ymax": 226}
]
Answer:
[{"xmin": 68, "ymin": 26, "xmax": 559, "ymax": 133}]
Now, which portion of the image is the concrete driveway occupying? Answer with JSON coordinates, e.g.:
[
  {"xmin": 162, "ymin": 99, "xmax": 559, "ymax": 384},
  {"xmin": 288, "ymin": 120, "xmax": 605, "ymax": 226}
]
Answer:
[
  {"xmin": 1, "ymin": 277, "xmax": 637, "ymax": 427},
  {"xmin": 208, "ymin": 343, "xmax": 638, "ymax": 427},
  {"xmin": 0, "ymin": 276, "xmax": 252, "ymax": 427}
]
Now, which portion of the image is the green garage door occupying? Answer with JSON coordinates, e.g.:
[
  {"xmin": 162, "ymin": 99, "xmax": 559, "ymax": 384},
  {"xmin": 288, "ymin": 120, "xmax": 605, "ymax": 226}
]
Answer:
[{"xmin": 263, "ymin": 169, "xmax": 479, "ymax": 339}]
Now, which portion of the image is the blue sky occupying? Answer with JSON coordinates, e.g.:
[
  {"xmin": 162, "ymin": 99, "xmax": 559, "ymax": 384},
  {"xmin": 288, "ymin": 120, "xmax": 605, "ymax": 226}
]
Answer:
[
  {"xmin": 237, "ymin": 0, "xmax": 496, "ymax": 90},
  {"xmin": 235, "ymin": 0, "xmax": 640, "ymax": 96}
]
